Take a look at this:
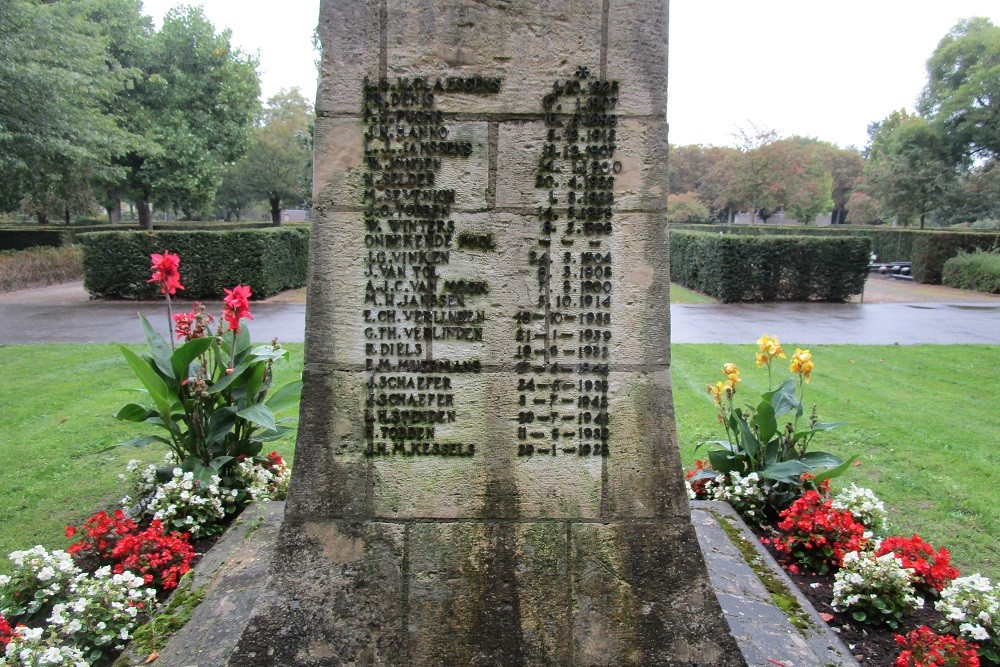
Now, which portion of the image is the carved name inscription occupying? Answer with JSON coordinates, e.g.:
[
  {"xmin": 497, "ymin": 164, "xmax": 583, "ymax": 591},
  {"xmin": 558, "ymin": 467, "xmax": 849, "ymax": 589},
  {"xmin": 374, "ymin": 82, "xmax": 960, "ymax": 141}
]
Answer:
[
  {"xmin": 361, "ymin": 76, "xmax": 498, "ymax": 458},
  {"xmin": 360, "ymin": 70, "xmax": 620, "ymax": 459}
]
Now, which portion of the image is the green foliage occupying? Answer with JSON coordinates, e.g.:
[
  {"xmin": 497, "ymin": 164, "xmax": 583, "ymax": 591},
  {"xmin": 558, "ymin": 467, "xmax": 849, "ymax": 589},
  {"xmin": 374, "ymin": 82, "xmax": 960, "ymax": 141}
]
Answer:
[
  {"xmin": 911, "ymin": 231, "xmax": 1000, "ymax": 283},
  {"xmin": 919, "ymin": 17, "xmax": 1000, "ymax": 160},
  {"xmin": 942, "ymin": 251, "xmax": 1000, "ymax": 293},
  {"xmin": 865, "ymin": 110, "xmax": 957, "ymax": 228},
  {"xmin": 667, "ymin": 192, "xmax": 711, "ymax": 224},
  {"xmin": 0, "ymin": 0, "xmax": 132, "ymax": 218},
  {"xmin": 0, "ymin": 230, "xmax": 68, "ymax": 251},
  {"xmin": 127, "ymin": 573, "xmax": 206, "ymax": 658},
  {"xmin": 669, "ymin": 231, "xmax": 871, "ymax": 302},
  {"xmin": 78, "ymin": 228, "xmax": 309, "ymax": 299},
  {"xmin": 219, "ymin": 88, "xmax": 313, "ymax": 224},
  {"xmin": 115, "ymin": 313, "xmax": 302, "ymax": 487}
]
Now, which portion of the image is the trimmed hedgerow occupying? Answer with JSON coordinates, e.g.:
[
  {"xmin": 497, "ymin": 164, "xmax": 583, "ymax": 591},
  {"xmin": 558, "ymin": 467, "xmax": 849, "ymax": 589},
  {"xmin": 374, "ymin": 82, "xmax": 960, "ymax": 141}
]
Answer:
[
  {"xmin": 78, "ymin": 228, "xmax": 309, "ymax": 299},
  {"xmin": 942, "ymin": 251, "xmax": 1000, "ymax": 294},
  {"xmin": 0, "ymin": 229, "xmax": 70, "ymax": 251},
  {"xmin": 911, "ymin": 231, "xmax": 1000, "ymax": 284},
  {"xmin": 669, "ymin": 231, "xmax": 870, "ymax": 303}
]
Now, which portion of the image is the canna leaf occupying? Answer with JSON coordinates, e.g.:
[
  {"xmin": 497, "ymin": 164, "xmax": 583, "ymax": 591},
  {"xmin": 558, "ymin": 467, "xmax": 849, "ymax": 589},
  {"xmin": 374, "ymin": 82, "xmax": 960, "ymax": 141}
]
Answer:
[
  {"xmin": 265, "ymin": 380, "xmax": 303, "ymax": 413},
  {"xmin": 170, "ymin": 336, "xmax": 215, "ymax": 381},
  {"xmin": 140, "ymin": 313, "xmax": 176, "ymax": 380}
]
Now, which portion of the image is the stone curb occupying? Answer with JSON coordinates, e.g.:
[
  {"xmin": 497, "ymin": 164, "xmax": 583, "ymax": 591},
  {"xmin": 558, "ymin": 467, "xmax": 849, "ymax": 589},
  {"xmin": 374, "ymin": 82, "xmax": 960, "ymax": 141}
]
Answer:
[{"xmin": 692, "ymin": 501, "xmax": 861, "ymax": 667}]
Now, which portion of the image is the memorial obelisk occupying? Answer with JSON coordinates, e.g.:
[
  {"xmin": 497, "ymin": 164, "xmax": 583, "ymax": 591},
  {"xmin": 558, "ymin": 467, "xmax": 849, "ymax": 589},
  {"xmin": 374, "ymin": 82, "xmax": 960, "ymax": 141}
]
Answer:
[{"xmin": 230, "ymin": 1, "xmax": 746, "ymax": 664}]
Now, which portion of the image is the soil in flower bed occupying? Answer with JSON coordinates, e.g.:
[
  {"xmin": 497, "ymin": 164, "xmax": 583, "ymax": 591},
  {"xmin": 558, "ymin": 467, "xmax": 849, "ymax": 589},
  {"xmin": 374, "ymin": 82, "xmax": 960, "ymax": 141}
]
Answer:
[{"xmin": 754, "ymin": 526, "xmax": 949, "ymax": 667}]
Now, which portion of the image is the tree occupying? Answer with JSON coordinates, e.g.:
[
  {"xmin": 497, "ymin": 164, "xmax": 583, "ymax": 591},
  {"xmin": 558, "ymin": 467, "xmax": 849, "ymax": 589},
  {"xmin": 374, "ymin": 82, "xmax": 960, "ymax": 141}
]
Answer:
[
  {"xmin": 768, "ymin": 137, "xmax": 835, "ymax": 225},
  {"xmin": 919, "ymin": 17, "xmax": 1000, "ymax": 161},
  {"xmin": 727, "ymin": 124, "xmax": 782, "ymax": 224},
  {"xmin": 666, "ymin": 192, "xmax": 711, "ymax": 224},
  {"xmin": 865, "ymin": 110, "xmax": 957, "ymax": 228},
  {"xmin": 668, "ymin": 144, "xmax": 740, "ymax": 222},
  {"xmin": 221, "ymin": 88, "xmax": 313, "ymax": 225},
  {"xmin": 0, "ymin": 0, "xmax": 129, "ymax": 221},
  {"xmin": 114, "ymin": 6, "xmax": 260, "ymax": 227}
]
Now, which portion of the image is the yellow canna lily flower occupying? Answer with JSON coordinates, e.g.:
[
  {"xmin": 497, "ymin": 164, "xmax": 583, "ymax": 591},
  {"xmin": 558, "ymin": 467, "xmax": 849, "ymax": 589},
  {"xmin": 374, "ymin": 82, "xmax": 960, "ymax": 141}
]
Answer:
[{"xmin": 790, "ymin": 348, "xmax": 814, "ymax": 382}]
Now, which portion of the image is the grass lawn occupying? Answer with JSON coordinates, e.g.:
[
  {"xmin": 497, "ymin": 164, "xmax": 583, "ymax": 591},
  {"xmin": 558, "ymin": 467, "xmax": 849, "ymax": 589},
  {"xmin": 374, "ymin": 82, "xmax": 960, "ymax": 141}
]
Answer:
[
  {"xmin": 673, "ymin": 344, "xmax": 1000, "ymax": 580},
  {"xmin": 0, "ymin": 343, "xmax": 996, "ymax": 580},
  {"xmin": 669, "ymin": 283, "xmax": 716, "ymax": 304}
]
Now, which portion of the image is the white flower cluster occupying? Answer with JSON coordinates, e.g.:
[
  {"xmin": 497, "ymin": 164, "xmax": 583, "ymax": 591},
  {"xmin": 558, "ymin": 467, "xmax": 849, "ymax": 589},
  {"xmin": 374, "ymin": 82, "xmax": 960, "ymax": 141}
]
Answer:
[
  {"xmin": 711, "ymin": 472, "xmax": 767, "ymax": 520},
  {"xmin": 0, "ymin": 547, "xmax": 81, "ymax": 618},
  {"xmin": 122, "ymin": 460, "xmax": 236, "ymax": 538},
  {"xmin": 233, "ymin": 459, "xmax": 290, "ymax": 502},
  {"xmin": 1, "ymin": 548, "xmax": 156, "ymax": 666},
  {"xmin": 3, "ymin": 630, "xmax": 88, "ymax": 667},
  {"xmin": 936, "ymin": 574, "xmax": 999, "ymax": 646},
  {"xmin": 832, "ymin": 484, "xmax": 889, "ymax": 533},
  {"xmin": 832, "ymin": 550, "xmax": 923, "ymax": 621}
]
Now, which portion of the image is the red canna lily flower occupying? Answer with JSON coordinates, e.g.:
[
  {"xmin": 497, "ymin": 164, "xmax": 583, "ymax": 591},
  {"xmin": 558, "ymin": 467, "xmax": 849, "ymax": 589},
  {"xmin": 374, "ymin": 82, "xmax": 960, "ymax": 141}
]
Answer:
[
  {"xmin": 148, "ymin": 251, "xmax": 185, "ymax": 295},
  {"xmin": 222, "ymin": 285, "xmax": 253, "ymax": 333}
]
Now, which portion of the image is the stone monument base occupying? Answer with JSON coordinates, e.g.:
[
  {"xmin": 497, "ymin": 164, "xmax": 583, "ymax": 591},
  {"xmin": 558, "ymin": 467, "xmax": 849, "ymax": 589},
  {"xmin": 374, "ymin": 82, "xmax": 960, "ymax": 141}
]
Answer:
[{"xmin": 147, "ymin": 503, "xmax": 859, "ymax": 667}]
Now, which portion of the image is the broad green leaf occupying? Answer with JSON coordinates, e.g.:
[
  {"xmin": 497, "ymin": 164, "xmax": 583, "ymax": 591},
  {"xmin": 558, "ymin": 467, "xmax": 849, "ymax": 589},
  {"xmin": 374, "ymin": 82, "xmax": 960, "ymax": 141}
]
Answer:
[
  {"xmin": 254, "ymin": 426, "xmax": 295, "ymax": 442},
  {"xmin": 708, "ymin": 449, "xmax": 742, "ymax": 474},
  {"xmin": 814, "ymin": 453, "xmax": 860, "ymax": 484},
  {"xmin": 737, "ymin": 414, "xmax": 760, "ymax": 458},
  {"xmin": 170, "ymin": 336, "xmax": 214, "ymax": 380},
  {"xmin": 265, "ymin": 380, "xmax": 303, "ymax": 413},
  {"xmin": 236, "ymin": 404, "xmax": 276, "ymax": 431},
  {"xmin": 243, "ymin": 363, "xmax": 267, "ymax": 405},
  {"xmin": 206, "ymin": 361, "xmax": 252, "ymax": 394},
  {"xmin": 115, "ymin": 403, "xmax": 151, "ymax": 422},
  {"xmin": 753, "ymin": 400, "xmax": 777, "ymax": 445},
  {"xmin": 209, "ymin": 455, "xmax": 234, "ymax": 472},
  {"xmin": 770, "ymin": 378, "xmax": 799, "ymax": 418},
  {"xmin": 792, "ymin": 423, "xmax": 845, "ymax": 442},
  {"xmin": 140, "ymin": 313, "xmax": 176, "ymax": 380},
  {"xmin": 799, "ymin": 451, "xmax": 845, "ymax": 471},
  {"xmin": 120, "ymin": 345, "xmax": 175, "ymax": 428},
  {"xmin": 205, "ymin": 410, "xmax": 237, "ymax": 446},
  {"xmin": 760, "ymin": 459, "xmax": 812, "ymax": 483},
  {"xmin": 250, "ymin": 344, "xmax": 287, "ymax": 361}
]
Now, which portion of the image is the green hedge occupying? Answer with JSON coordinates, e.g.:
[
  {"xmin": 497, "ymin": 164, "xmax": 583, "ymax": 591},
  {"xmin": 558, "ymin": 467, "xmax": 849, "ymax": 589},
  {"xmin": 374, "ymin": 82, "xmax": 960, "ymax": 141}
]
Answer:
[
  {"xmin": 78, "ymin": 228, "xmax": 309, "ymax": 299},
  {"xmin": 941, "ymin": 252, "xmax": 1000, "ymax": 294},
  {"xmin": 911, "ymin": 232, "xmax": 1000, "ymax": 284},
  {"xmin": 671, "ymin": 224, "xmax": 916, "ymax": 264},
  {"xmin": 0, "ymin": 229, "xmax": 70, "ymax": 251},
  {"xmin": 669, "ymin": 231, "xmax": 871, "ymax": 303}
]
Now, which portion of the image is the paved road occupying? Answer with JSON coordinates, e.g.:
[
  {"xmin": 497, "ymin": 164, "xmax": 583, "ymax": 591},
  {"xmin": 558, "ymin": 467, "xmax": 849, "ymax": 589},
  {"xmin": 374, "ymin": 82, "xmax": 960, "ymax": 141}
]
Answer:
[{"xmin": 1, "ymin": 282, "xmax": 997, "ymax": 345}]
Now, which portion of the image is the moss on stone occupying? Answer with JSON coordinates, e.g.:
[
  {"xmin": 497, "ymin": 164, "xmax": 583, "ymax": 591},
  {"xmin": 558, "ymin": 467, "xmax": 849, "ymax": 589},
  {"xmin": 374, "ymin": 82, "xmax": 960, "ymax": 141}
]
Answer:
[
  {"xmin": 712, "ymin": 511, "xmax": 814, "ymax": 633},
  {"xmin": 127, "ymin": 573, "xmax": 207, "ymax": 658}
]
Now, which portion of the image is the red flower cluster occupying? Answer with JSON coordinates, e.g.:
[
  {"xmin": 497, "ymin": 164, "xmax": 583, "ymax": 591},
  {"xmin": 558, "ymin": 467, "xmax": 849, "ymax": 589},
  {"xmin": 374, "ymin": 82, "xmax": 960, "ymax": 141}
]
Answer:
[
  {"xmin": 685, "ymin": 459, "xmax": 714, "ymax": 499},
  {"xmin": 66, "ymin": 511, "xmax": 195, "ymax": 591},
  {"xmin": 66, "ymin": 509, "xmax": 138, "ymax": 561},
  {"xmin": 110, "ymin": 520, "xmax": 194, "ymax": 591},
  {"xmin": 148, "ymin": 250, "xmax": 184, "ymax": 296},
  {"xmin": 772, "ymin": 490, "xmax": 868, "ymax": 574},
  {"xmin": 172, "ymin": 303, "xmax": 215, "ymax": 341},
  {"xmin": 0, "ymin": 613, "xmax": 12, "ymax": 647},
  {"xmin": 895, "ymin": 626, "xmax": 980, "ymax": 667},
  {"xmin": 878, "ymin": 535, "xmax": 960, "ymax": 594},
  {"xmin": 222, "ymin": 285, "xmax": 253, "ymax": 333},
  {"xmin": 265, "ymin": 450, "xmax": 284, "ymax": 469}
]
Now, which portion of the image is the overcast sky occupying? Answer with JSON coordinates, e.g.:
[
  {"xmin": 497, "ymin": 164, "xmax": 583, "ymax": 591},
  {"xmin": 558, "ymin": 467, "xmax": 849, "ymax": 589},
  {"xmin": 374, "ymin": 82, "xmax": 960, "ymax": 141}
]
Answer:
[{"xmin": 141, "ymin": 1, "xmax": 1000, "ymax": 151}]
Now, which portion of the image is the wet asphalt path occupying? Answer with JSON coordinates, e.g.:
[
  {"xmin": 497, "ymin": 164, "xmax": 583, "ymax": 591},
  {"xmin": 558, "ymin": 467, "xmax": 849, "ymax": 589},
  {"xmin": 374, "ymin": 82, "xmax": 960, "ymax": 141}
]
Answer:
[{"xmin": 1, "ymin": 284, "xmax": 997, "ymax": 345}]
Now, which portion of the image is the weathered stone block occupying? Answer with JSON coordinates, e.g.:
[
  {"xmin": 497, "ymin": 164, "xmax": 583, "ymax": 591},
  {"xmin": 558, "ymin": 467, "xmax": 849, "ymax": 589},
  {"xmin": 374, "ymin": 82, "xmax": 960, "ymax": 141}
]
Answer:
[
  {"xmin": 316, "ymin": 0, "xmax": 381, "ymax": 114},
  {"xmin": 607, "ymin": 0, "xmax": 669, "ymax": 117},
  {"xmin": 386, "ymin": 0, "xmax": 603, "ymax": 114},
  {"xmin": 228, "ymin": 521, "xmax": 406, "ymax": 665},
  {"xmin": 407, "ymin": 522, "xmax": 571, "ymax": 665}
]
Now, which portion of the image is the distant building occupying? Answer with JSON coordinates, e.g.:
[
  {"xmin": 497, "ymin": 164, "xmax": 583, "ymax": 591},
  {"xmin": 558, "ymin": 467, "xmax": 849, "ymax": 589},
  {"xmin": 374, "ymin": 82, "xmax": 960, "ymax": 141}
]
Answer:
[{"xmin": 282, "ymin": 209, "xmax": 310, "ymax": 223}]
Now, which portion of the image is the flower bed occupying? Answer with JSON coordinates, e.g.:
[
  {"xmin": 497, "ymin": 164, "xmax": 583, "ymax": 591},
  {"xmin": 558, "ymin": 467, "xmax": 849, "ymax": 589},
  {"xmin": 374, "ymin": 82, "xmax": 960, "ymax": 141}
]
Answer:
[
  {"xmin": 1, "ymin": 251, "xmax": 299, "ymax": 666},
  {"xmin": 687, "ymin": 335, "xmax": 998, "ymax": 666}
]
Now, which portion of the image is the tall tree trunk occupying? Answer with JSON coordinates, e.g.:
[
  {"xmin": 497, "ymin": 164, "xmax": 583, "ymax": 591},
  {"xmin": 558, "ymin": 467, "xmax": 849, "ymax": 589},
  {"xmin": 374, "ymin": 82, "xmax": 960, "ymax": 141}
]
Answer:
[
  {"xmin": 37, "ymin": 212, "xmax": 48, "ymax": 225},
  {"xmin": 919, "ymin": 212, "xmax": 925, "ymax": 230},
  {"xmin": 106, "ymin": 200, "xmax": 121, "ymax": 225},
  {"xmin": 269, "ymin": 195, "xmax": 282, "ymax": 226},
  {"xmin": 64, "ymin": 208, "xmax": 71, "ymax": 226},
  {"xmin": 138, "ymin": 200, "xmax": 153, "ymax": 230}
]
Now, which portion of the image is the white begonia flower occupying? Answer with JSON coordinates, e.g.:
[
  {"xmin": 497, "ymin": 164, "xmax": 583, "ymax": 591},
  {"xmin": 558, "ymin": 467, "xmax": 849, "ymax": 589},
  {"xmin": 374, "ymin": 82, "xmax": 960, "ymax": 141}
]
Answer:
[
  {"xmin": 36, "ymin": 566, "xmax": 56, "ymax": 581},
  {"xmin": 66, "ymin": 619, "xmax": 82, "ymax": 634}
]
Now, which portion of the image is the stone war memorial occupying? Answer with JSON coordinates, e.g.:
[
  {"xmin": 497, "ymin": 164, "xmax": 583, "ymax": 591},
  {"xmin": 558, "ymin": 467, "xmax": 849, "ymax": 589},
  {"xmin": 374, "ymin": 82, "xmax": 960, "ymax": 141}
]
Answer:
[{"xmin": 230, "ymin": 0, "xmax": 746, "ymax": 664}]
